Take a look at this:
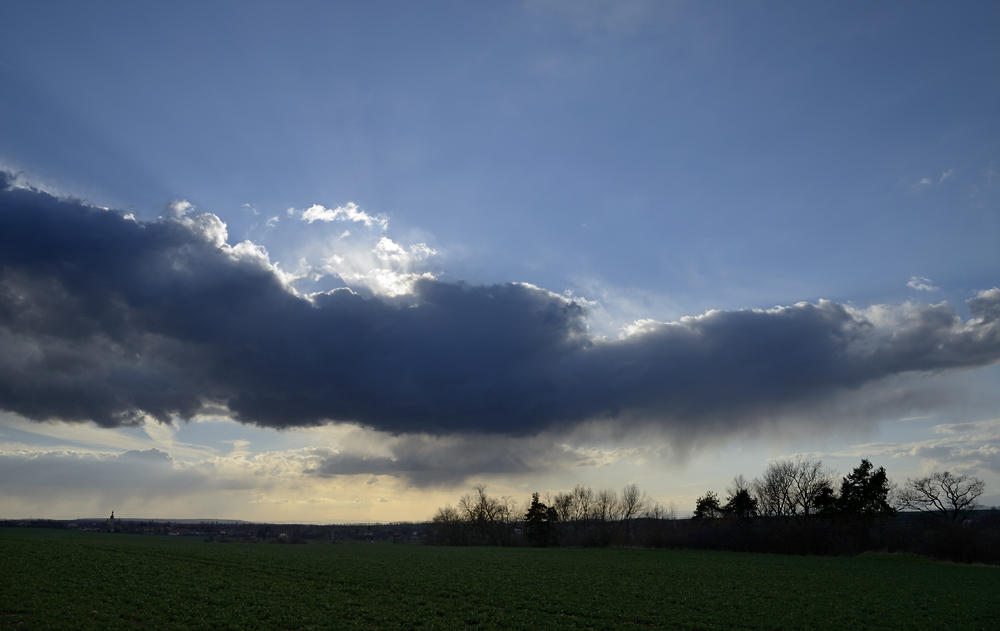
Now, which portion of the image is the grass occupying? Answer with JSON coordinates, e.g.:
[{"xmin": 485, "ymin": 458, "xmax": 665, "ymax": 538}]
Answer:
[{"xmin": 1, "ymin": 528, "xmax": 997, "ymax": 630}]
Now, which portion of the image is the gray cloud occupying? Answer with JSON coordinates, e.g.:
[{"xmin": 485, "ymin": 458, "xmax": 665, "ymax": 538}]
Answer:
[
  {"xmin": 0, "ymin": 446, "xmax": 276, "ymax": 517},
  {"xmin": 302, "ymin": 428, "xmax": 660, "ymax": 487},
  {"xmin": 0, "ymin": 448, "xmax": 197, "ymax": 498},
  {"xmin": 843, "ymin": 417, "xmax": 1000, "ymax": 478},
  {"xmin": 2, "ymin": 172, "xmax": 1000, "ymax": 440},
  {"xmin": 305, "ymin": 434, "xmax": 601, "ymax": 487}
]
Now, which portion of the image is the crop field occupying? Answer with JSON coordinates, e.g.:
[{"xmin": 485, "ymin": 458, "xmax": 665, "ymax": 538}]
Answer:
[{"xmin": 1, "ymin": 528, "xmax": 997, "ymax": 630}]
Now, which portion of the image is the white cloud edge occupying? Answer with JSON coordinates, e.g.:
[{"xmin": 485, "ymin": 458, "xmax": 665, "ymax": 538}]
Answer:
[{"xmin": 906, "ymin": 276, "xmax": 939, "ymax": 292}]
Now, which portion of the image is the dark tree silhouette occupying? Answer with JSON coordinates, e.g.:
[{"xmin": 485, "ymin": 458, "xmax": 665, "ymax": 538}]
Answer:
[
  {"xmin": 524, "ymin": 492, "xmax": 559, "ymax": 546},
  {"xmin": 813, "ymin": 483, "xmax": 839, "ymax": 517},
  {"xmin": 692, "ymin": 491, "xmax": 724, "ymax": 520},
  {"xmin": 722, "ymin": 475, "xmax": 758, "ymax": 520},
  {"xmin": 837, "ymin": 459, "xmax": 894, "ymax": 522},
  {"xmin": 753, "ymin": 458, "xmax": 835, "ymax": 519},
  {"xmin": 899, "ymin": 471, "xmax": 986, "ymax": 522},
  {"xmin": 431, "ymin": 505, "xmax": 466, "ymax": 545},
  {"xmin": 723, "ymin": 489, "xmax": 759, "ymax": 520},
  {"xmin": 619, "ymin": 483, "xmax": 649, "ymax": 535},
  {"xmin": 458, "ymin": 484, "xmax": 517, "ymax": 545},
  {"xmin": 421, "ymin": 465, "xmax": 1000, "ymax": 564}
]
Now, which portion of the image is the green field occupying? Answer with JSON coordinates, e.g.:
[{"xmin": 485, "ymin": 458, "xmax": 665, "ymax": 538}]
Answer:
[{"xmin": 1, "ymin": 529, "xmax": 997, "ymax": 630}]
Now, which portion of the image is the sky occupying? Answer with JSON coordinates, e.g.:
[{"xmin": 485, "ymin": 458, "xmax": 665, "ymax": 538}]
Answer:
[{"xmin": 1, "ymin": 1, "xmax": 999, "ymax": 522}]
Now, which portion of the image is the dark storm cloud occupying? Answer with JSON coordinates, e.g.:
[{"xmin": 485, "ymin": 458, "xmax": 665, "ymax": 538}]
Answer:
[{"xmin": 2, "ymin": 172, "xmax": 999, "ymax": 436}]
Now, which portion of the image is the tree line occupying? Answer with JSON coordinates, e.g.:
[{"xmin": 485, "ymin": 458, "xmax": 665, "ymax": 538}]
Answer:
[
  {"xmin": 692, "ymin": 459, "xmax": 986, "ymax": 524},
  {"xmin": 428, "ymin": 459, "xmax": 998, "ymax": 564},
  {"xmin": 430, "ymin": 482, "xmax": 674, "ymax": 547}
]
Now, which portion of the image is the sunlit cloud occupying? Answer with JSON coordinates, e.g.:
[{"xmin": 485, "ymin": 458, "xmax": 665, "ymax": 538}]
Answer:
[
  {"xmin": 906, "ymin": 276, "xmax": 939, "ymax": 292},
  {"xmin": 297, "ymin": 202, "xmax": 387, "ymax": 229},
  {"xmin": 820, "ymin": 417, "xmax": 1000, "ymax": 476}
]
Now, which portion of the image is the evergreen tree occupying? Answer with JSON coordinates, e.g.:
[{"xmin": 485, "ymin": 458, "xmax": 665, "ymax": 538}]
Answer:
[
  {"xmin": 524, "ymin": 493, "xmax": 559, "ymax": 546},
  {"xmin": 837, "ymin": 459, "xmax": 894, "ymax": 521},
  {"xmin": 692, "ymin": 491, "xmax": 724, "ymax": 519},
  {"xmin": 722, "ymin": 488, "xmax": 758, "ymax": 520}
]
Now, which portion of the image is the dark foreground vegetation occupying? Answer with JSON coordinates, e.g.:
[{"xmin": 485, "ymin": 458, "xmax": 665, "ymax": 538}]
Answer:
[
  {"xmin": 2, "ymin": 528, "xmax": 998, "ymax": 630},
  {"xmin": 431, "ymin": 459, "xmax": 1000, "ymax": 565}
]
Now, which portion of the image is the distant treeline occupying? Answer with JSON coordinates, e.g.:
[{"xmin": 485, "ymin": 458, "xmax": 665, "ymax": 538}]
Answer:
[
  {"xmin": 429, "ymin": 459, "xmax": 1000, "ymax": 565},
  {"xmin": 0, "ymin": 519, "xmax": 428, "ymax": 544}
]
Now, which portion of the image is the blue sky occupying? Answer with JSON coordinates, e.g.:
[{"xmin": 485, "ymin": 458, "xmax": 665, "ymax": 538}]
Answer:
[{"xmin": 1, "ymin": 1, "xmax": 998, "ymax": 521}]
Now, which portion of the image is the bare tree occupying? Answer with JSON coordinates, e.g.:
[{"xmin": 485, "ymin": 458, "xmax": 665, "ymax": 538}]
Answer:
[
  {"xmin": 433, "ymin": 505, "xmax": 461, "ymax": 522},
  {"xmin": 552, "ymin": 491, "xmax": 575, "ymax": 524},
  {"xmin": 595, "ymin": 488, "xmax": 619, "ymax": 524},
  {"xmin": 898, "ymin": 471, "xmax": 986, "ymax": 522},
  {"xmin": 790, "ymin": 458, "xmax": 836, "ymax": 518},
  {"xmin": 619, "ymin": 483, "xmax": 649, "ymax": 533},
  {"xmin": 457, "ymin": 484, "xmax": 517, "ymax": 545},
  {"xmin": 551, "ymin": 485, "xmax": 596, "ymax": 536},
  {"xmin": 430, "ymin": 505, "xmax": 465, "ymax": 545},
  {"xmin": 753, "ymin": 460, "xmax": 797, "ymax": 517},
  {"xmin": 571, "ymin": 485, "xmax": 594, "ymax": 523},
  {"xmin": 727, "ymin": 474, "xmax": 752, "ymax": 497},
  {"xmin": 643, "ymin": 501, "xmax": 666, "ymax": 520},
  {"xmin": 753, "ymin": 458, "xmax": 835, "ymax": 518},
  {"xmin": 642, "ymin": 497, "xmax": 675, "ymax": 521}
]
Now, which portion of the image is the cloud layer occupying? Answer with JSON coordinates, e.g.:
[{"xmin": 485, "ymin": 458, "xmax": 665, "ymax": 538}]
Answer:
[{"xmin": 2, "ymin": 172, "xmax": 999, "ymax": 440}]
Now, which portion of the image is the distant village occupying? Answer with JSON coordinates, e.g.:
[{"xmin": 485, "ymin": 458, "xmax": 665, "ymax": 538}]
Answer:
[{"xmin": 0, "ymin": 514, "xmax": 427, "ymax": 544}]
